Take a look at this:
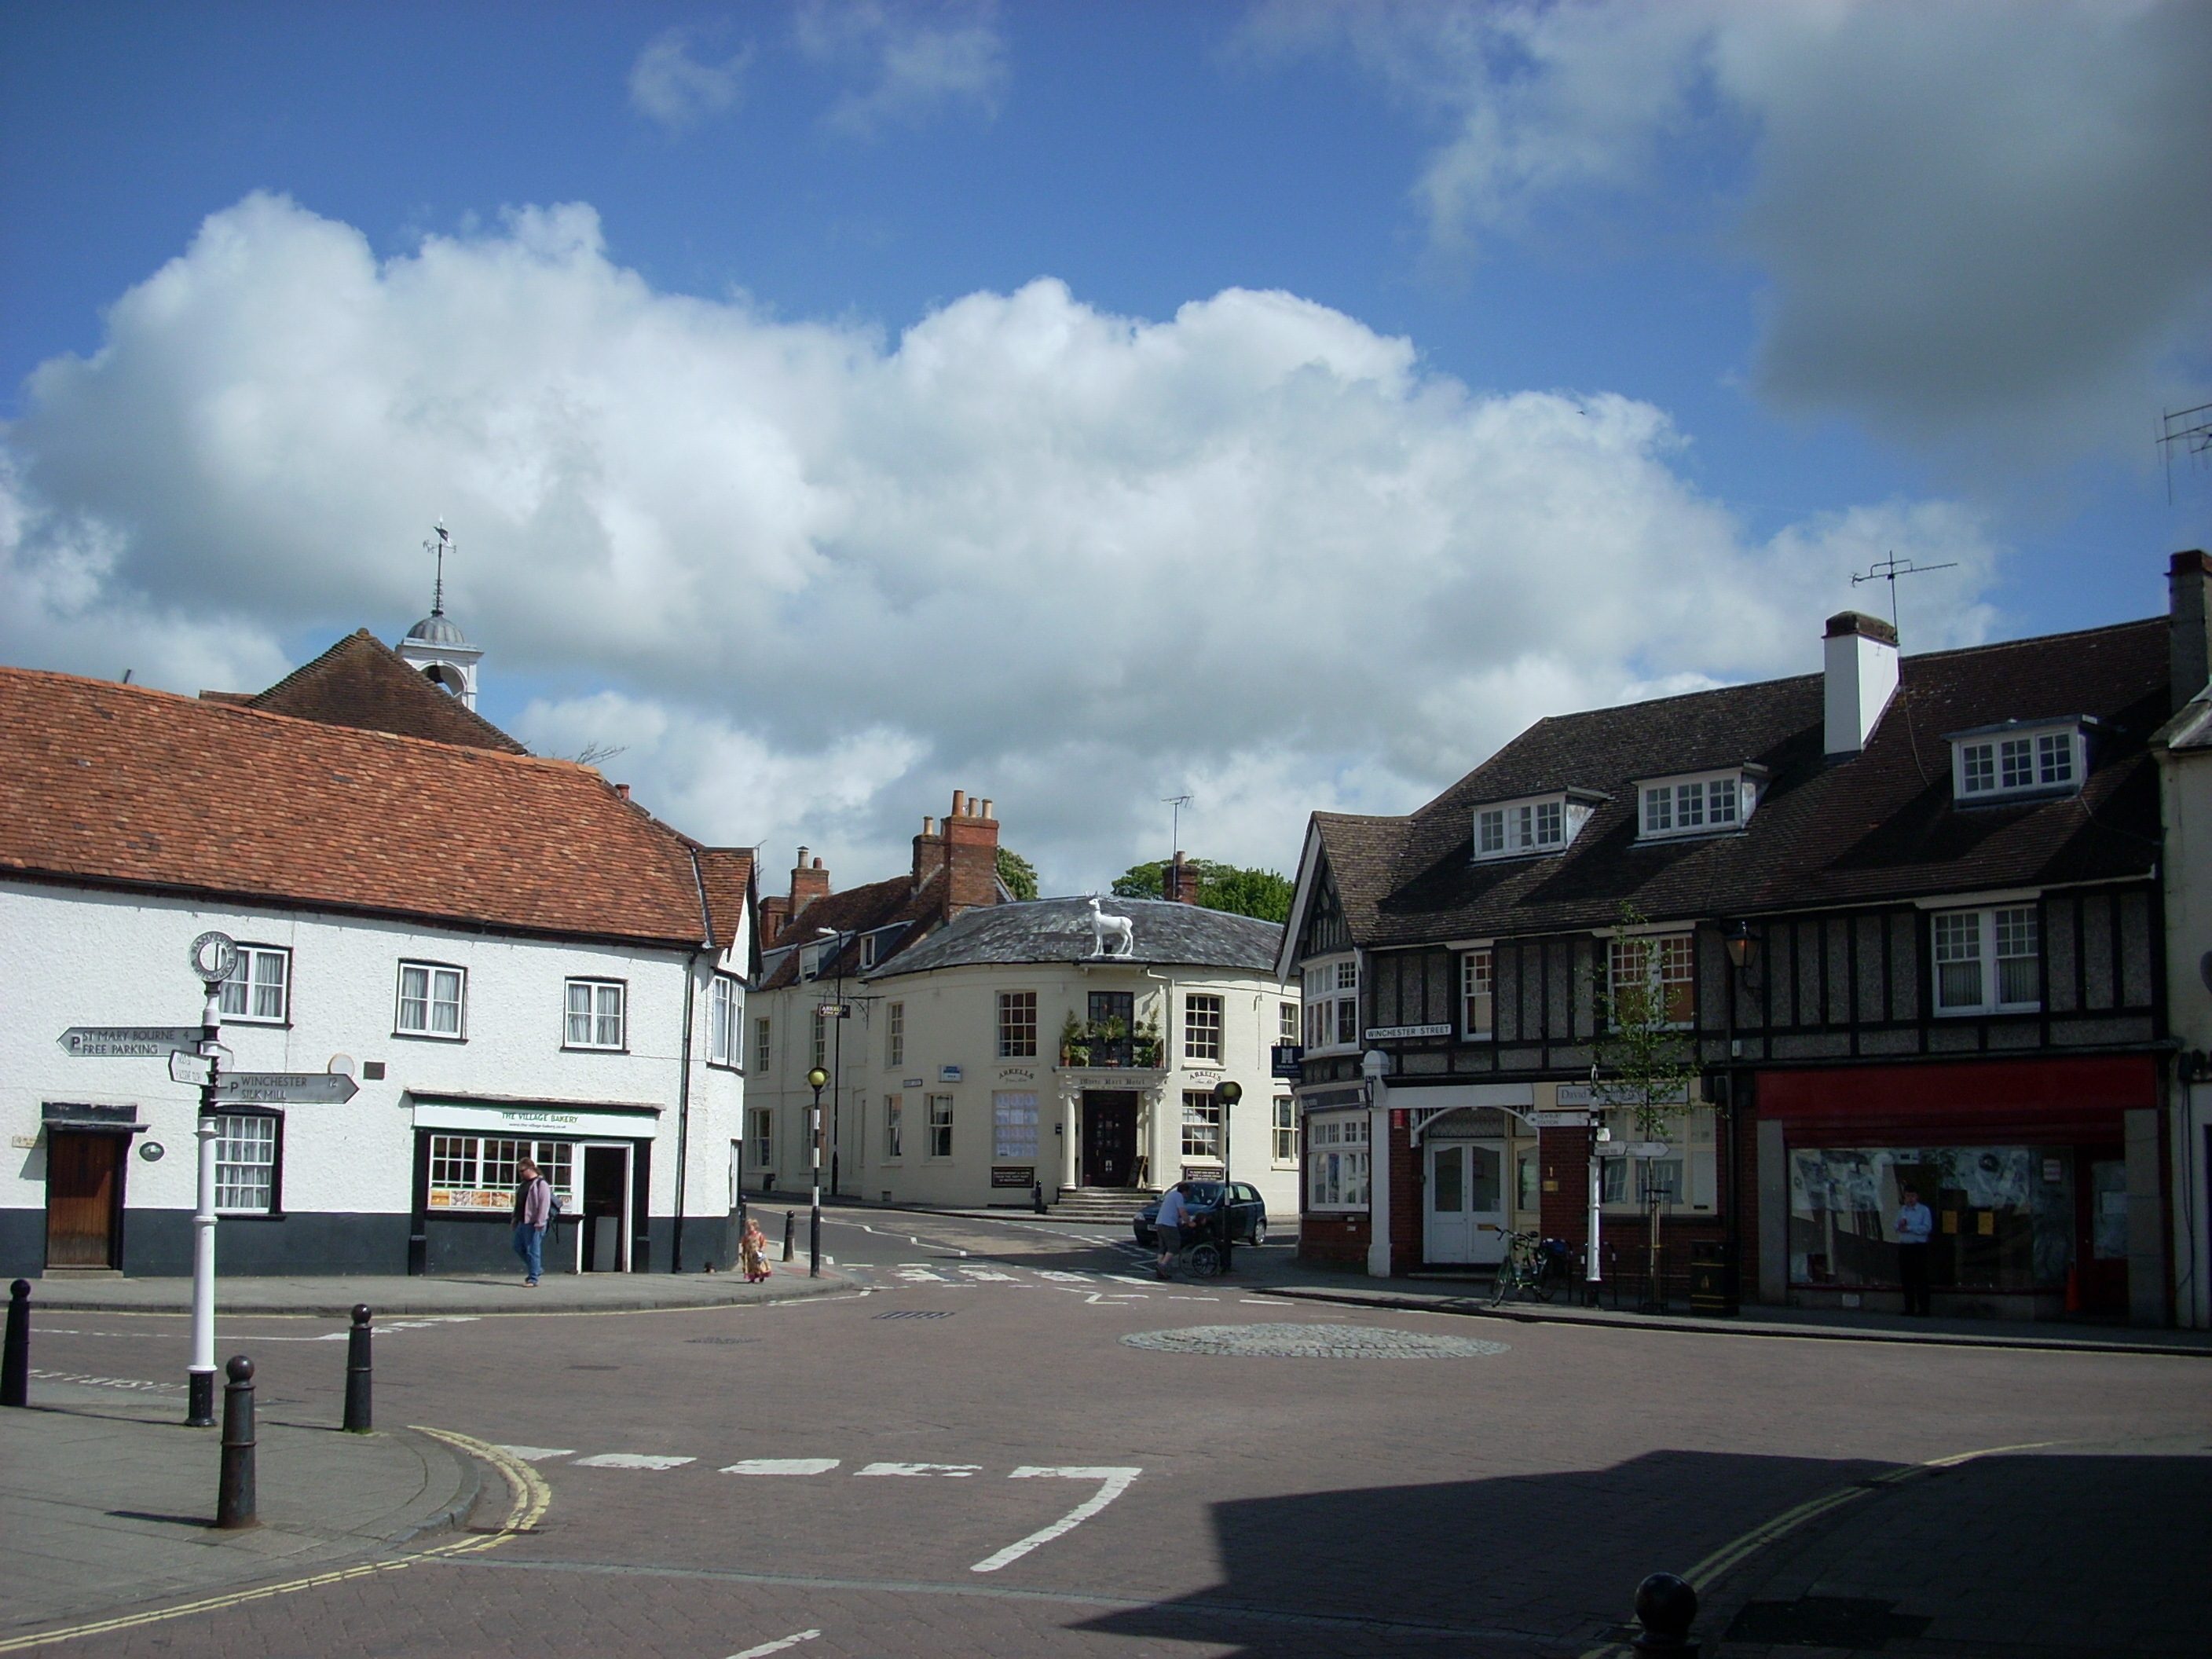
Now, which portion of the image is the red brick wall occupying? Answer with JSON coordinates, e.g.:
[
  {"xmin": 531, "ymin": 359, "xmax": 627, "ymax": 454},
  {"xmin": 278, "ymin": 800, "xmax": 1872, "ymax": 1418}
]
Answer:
[
  {"xmin": 1299, "ymin": 1211, "xmax": 1368, "ymax": 1267},
  {"xmin": 1387, "ymin": 1114, "xmax": 1419, "ymax": 1269}
]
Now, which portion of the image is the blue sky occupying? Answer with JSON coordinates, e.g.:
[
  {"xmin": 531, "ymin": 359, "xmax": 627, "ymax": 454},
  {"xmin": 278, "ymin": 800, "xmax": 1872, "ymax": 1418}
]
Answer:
[{"xmin": 3, "ymin": 2, "xmax": 2208, "ymax": 893}]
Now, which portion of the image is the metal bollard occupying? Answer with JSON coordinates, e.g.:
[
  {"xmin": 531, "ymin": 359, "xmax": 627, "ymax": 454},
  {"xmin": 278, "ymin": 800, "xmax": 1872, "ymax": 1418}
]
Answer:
[
  {"xmin": 1032, "ymin": 1181, "xmax": 1046, "ymax": 1215},
  {"xmin": 342, "ymin": 1304, "xmax": 372, "ymax": 1434},
  {"xmin": 1629, "ymin": 1572, "xmax": 1699, "ymax": 1655},
  {"xmin": 782, "ymin": 1210, "xmax": 795, "ymax": 1262},
  {"xmin": 216, "ymin": 1355, "xmax": 258, "ymax": 1529},
  {"xmin": 2, "ymin": 1279, "xmax": 29, "ymax": 1408}
]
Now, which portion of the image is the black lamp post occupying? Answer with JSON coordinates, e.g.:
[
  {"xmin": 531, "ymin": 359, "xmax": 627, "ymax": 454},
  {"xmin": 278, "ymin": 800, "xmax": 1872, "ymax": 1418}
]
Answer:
[
  {"xmin": 1719, "ymin": 921, "xmax": 1761, "ymax": 1313},
  {"xmin": 805, "ymin": 1064, "xmax": 828, "ymax": 1277},
  {"xmin": 1213, "ymin": 1079, "xmax": 1243, "ymax": 1272}
]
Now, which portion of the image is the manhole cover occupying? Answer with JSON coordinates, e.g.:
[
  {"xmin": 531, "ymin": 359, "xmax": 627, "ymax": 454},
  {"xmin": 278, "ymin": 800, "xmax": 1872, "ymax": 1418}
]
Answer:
[{"xmin": 1122, "ymin": 1323, "xmax": 1509, "ymax": 1359}]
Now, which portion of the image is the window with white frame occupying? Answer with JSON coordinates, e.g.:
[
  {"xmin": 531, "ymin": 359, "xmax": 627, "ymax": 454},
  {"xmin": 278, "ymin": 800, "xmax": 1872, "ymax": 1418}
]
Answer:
[
  {"xmin": 218, "ymin": 945, "xmax": 291, "ymax": 1024},
  {"xmin": 998, "ymin": 991, "xmax": 1038, "ymax": 1059},
  {"xmin": 1462, "ymin": 949, "xmax": 1494, "ymax": 1038},
  {"xmin": 1306, "ymin": 1112, "xmax": 1370, "ymax": 1209},
  {"xmin": 425, "ymin": 1135, "xmax": 573, "ymax": 1213},
  {"xmin": 1302, "ymin": 958, "xmax": 1358, "ymax": 1050},
  {"xmin": 1932, "ymin": 905, "xmax": 2041, "ymax": 1014},
  {"xmin": 753, "ymin": 1015, "xmax": 772, "ymax": 1074},
  {"xmin": 1607, "ymin": 933, "xmax": 1695, "ymax": 1028},
  {"xmin": 1184, "ymin": 994, "xmax": 1223, "ymax": 1062},
  {"xmin": 860, "ymin": 933, "xmax": 877, "ymax": 969},
  {"xmin": 708, "ymin": 976, "xmax": 742, "ymax": 1068},
  {"xmin": 1471, "ymin": 793, "xmax": 1595, "ymax": 862},
  {"xmin": 1181, "ymin": 1090, "xmax": 1222, "ymax": 1159},
  {"xmin": 1639, "ymin": 771, "xmax": 1752, "ymax": 839},
  {"xmin": 994, "ymin": 1091, "xmax": 1038, "ymax": 1159},
  {"xmin": 1596, "ymin": 1105, "xmax": 1716, "ymax": 1212},
  {"xmin": 396, "ymin": 961, "xmax": 465, "ymax": 1038},
  {"xmin": 565, "ymin": 979, "xmax": 625, "ymax": 1049},
  {"xmin": 886, "ymin": 1001, "xmax": 904, "ymax": 1067},
  {"xmin": 884, "ymin": 1093, "xmax": 903, "ymax": 1159},
  {"xmin": 927, "ymin": 1094, "xmax": 954, "ymax": 1158},
  {"xmin": 213, "ymin": 1113, "xmax": 279, "ymax": 1213},
  {"xmin": 1273, "ymin": 1096, "xmax": 1298, "ymax": 1164},
  {"xmin": 748, "ymin": 1108, "xmax": 774, "ymax": 1174},
  {"xmin": 812, "ymin": 1009, "xmax": 827, "ymax": 1071},
  {"xmin": 1280, "ymin": 1000, "xmax": 1299, "ymax": 1044},
  {"xmin": 1951, "ymin": 723, "xmax": 2085, "ymax": 803}
]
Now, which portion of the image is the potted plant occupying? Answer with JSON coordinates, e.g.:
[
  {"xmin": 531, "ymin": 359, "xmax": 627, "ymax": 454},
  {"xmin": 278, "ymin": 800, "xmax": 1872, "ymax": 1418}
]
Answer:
[
  {"xmin": 1133, "ymin": 1016, "xmax": 1163, "ymax": 1068},
  {"xmin": 1060, "ymin": 1010, "xmax": 1087, "ymax": 1068}
]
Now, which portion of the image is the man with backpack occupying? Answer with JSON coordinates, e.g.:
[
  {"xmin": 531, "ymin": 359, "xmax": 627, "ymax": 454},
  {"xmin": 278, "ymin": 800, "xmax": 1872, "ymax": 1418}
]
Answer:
[{"xmin": 512, "ymin": 1157, "xmax": 554, "ymax": 1286}]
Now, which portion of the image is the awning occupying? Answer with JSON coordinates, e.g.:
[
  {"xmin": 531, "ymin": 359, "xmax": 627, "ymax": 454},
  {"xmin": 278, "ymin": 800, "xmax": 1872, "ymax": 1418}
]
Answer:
[
  {"xmin": 1757, "ymin": 1055, "xmax": 2159, "ymax": 1143},
  {"xmin": 408, "ymin": 1096, "xmax": 661, "ymax": 1141}
]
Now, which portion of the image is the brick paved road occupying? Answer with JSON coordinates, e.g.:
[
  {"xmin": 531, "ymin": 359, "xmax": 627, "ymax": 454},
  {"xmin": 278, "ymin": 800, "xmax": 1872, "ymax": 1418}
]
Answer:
[{"xmin": 19, "ymin": 1210, "xmax": 2210, "ymax": 1657}]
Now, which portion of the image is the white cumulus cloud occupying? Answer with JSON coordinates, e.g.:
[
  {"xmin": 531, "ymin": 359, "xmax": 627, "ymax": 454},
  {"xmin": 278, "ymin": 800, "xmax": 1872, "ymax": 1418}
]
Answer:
[{"xmin": 0, "ymin": 192, "xmax": 2004, "ymax": 893}]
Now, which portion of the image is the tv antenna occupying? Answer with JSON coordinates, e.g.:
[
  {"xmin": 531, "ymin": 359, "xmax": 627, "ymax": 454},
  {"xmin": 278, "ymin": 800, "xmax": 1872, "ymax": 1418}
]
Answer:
[
  {"xmin": 423, "ymin": 521, "xmax": 455, "ymax": 616},
  {"xmin": 2159, "ymin": 403, "xmax": 2212, "ymax": 505},
  {"xmin": 1162, "ymin": 794, "xmax": 1192, "ymax": 859},
  {"xmin": 1851, "ymin": 551, "xmax": 1957, "ymax": 639}
]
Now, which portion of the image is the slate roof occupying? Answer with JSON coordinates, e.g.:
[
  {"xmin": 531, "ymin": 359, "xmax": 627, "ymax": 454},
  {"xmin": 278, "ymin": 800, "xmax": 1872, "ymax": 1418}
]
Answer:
[
  {"xmin": 1309, "ymin": 615, "xmax": 2167, "ymax": 950},
  {"xmin": 871, "ymin": 896, "xmax": 1284, "ymax": 980},
  {"xmin": 756, "ymin": 869, "xmax": 950, "ymax": 990},
  {"xmin": 240, "ymin": 629, "xmax": 527, "ymax": 754},
  {"xmin": 0, "ymin": 666, "xmax": 727, "ymax": 947}
]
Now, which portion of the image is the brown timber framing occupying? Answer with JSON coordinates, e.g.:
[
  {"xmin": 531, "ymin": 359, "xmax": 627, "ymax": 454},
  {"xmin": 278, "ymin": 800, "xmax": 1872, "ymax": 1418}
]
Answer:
[{"xmin": 1355, "ymin": 877, "xmax": 2157, "ymax": 1084}]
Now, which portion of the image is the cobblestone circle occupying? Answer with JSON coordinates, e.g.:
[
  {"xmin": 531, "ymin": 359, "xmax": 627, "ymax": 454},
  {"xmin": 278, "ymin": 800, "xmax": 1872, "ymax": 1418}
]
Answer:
[{"xmin": 1121, "ymin": 1322, "xmax": 1511, "ymax": 1359}]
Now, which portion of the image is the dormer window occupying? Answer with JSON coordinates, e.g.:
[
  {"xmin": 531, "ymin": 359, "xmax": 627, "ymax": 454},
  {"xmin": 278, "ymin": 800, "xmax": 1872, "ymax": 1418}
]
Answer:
[
  {"xmin": 1948, "ymin": 720, "xmax": 2089, "ymax": 804},
  {"xmin": 1638, "ymin": 767, "xmax": 1762, "ymax": 840},
  {"xmin": 1471, "ymin": 790, "xmax": 1602, "ymax": 862}
]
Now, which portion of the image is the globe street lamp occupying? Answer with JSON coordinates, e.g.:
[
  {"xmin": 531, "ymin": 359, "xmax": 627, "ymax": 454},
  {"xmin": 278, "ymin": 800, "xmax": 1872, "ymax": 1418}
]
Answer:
[
  {"xmin": 1212, "ymin": 1079, "xmax": 1243, "ymax": 1273},
  {"xmin": 805, "ymin": 1065, "xmax": 829, "ymax": 1277}
]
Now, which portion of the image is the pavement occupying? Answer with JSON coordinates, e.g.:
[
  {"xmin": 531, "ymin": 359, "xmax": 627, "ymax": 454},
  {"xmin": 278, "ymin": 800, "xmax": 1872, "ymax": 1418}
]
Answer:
[{"xmin": 0, "ymin": 1375, "xmax": 486, "ymax": 1646}]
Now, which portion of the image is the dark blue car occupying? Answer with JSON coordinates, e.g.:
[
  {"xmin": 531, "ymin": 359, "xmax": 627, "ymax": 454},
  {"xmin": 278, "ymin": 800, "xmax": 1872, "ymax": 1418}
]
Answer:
[{"xmin": 1133, "ymin": 1181, "xmax": 1268, "ymax": 1249}]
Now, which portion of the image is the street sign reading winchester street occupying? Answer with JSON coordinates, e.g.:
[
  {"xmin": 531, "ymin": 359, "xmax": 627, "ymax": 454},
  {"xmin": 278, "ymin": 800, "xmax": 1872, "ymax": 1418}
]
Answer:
[
  {"xmin": 213, "ymin": 1071, "xmax": 360, "ymax": 1105},
  {"xmin": 58, "ymin": 1026, "xmax": 206, "ymax": 1058}
]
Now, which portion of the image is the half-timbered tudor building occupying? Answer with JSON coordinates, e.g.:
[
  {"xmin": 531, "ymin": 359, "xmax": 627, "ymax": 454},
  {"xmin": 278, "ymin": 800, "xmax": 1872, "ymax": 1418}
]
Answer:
[{"xmin": 1279, "ymin": 552, "xmax": 2208, "ymax": 1325}]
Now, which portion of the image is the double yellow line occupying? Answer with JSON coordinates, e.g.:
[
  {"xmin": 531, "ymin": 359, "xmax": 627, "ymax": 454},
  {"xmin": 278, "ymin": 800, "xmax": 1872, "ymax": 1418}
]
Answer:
[
  {"xmin": 1577, "ymin": 1440, "xmax": 2057, "ymax": 1659},
  {"xmin": 0, "ymin": 1428, "xmax": 549, "ymax": 1653}
]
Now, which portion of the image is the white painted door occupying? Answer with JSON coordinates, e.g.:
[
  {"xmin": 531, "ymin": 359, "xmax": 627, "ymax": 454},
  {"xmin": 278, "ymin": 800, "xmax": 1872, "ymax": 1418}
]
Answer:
[{"xmin": 1424, "ymin": 1141, "xmax": 1508, "ymax": 1265}]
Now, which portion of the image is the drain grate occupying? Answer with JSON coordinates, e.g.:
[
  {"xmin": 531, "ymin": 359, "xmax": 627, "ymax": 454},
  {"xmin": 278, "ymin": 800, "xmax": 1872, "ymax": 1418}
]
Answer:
[
  {"xmin": 874, "ymin": 1309, "xmax": 954, "ymax": 1320},
  {"xmin": 1122, "ymin": 1323, "xmax": 1508, "ymax": 1359},
  {"xmin": 1726, "ymin": 1597, "xmax": 1931, "ymax": 1648}
]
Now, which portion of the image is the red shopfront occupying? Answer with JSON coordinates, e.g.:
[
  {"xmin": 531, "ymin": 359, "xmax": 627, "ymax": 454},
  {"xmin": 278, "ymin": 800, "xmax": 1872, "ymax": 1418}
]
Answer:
[{"xmin": 1760, "ymin": 1056, "xmax": 2163, "ymax": 1319}]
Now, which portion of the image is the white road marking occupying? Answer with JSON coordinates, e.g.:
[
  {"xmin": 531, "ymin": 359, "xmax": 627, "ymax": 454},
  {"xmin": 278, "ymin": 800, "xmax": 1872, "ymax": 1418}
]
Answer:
[
  {"xmin": 727, "ymin": 1631, "xmax": 820, "ymax": 1657},
  {"xmin": 971, "ymin": 1466, "xmax": 1142, "ymax": 1573},
  {"xmin": 573, "ymin": 1453, "xmax": 696, "ymax": 1470},
  {"xmin": 958, "ymin": 1267, "xmax": 1017, "ymax": 1281},
  {"xmin": 1104, "ymin": 1274, "xmax": 1155, "ymax": 1287},
  {"xmin": 493, "ymin": 1445, "xmax": 577, "ymax": 1462},
  {"xmin": 1167, "ymin": 1295, "xmax": 1221, "ymax": 1302},
  {"xmin": 1082, "ymin": 1291, "xmax": 1145, "ymax": 1304},
  {"xmin": 28, "ymin": 1368, "xmax": 179, "ymax": 1392},
  {"xmin": 1035, "ymin": 1270, "xmax": 1091, "ymax": 1283},
  {"xmin": 722, "ymin": 1458, "xmax": 841, "ymax": 1476},
  {"xmin": 1241, "ymin": 1298, "xmax": 1293, "ymax": 1306},
  {"xmin": 855, "ymin": 1461, "xmax": 980, "ymax": 1478},
  {"xmin": 895, "ymin": 1268, "xmax": 949, "ymax": 1283}
]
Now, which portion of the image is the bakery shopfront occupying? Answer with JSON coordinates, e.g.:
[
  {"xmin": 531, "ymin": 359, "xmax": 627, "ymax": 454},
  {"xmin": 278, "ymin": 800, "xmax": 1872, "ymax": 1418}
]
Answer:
[
  {"xmin": 1758, "ymin": 1056, "xmax": 2164, "ymax": 1320},
  {"xmin": 409, "ymin": 1097, "xmax": 658, "ymax": 1276}
]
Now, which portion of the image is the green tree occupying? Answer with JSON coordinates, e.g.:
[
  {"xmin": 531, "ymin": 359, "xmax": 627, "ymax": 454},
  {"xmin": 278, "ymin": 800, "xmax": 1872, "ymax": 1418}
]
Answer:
[
  {"xmin": 1590, "ymin": 900, "xmax": 1699, "ymax": 1305},
  {"xmin": 995, "ymin": 846, "xmax": 1039, "ymax": 901},
  {"xmin": 1110, "ymin": 859, "xmax": 1294, "ymax": 924}
]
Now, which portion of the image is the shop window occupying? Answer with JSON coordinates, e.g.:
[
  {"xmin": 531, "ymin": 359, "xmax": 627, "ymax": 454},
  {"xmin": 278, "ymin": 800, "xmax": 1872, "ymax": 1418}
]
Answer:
[
  {"xmin": 1595, "ymin": 1105, "xmax": 1715, "ymax": 1212},
  {"xmin": 396, "ymin": 961, "xmax": 465, "ymax": 1039},
  {"xmin": 993, "ymin": 1091, "xmax": 1038, "ymax": 1159},
  {"xmin": 1932, "ymin": 906, "xmax": 2040, "ymax": 1015},
  {"xmin": 218, "ymin": 946, "xmax": 291, "ymax": 1025},
  {"xmin": 1788, "ymin": 1144, "xmax": 2073, "ymax": 1293},
  {"xmin": 426, "ymin": 1135, "xmax": 573, "ymax": 1213},
  {"xmin": 213, "ymin": 1113, "xmax": 280, "ymax": 1213},
  {"xmin": 1306, "ymin": 1113, "xmax": 1369, "ymax": 1210}
]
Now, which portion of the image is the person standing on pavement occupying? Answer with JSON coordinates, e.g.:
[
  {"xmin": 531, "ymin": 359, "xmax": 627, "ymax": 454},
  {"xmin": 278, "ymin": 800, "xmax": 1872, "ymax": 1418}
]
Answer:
[
  {"xmin": 513, "ymin": 1158, "xmax": 552, "ymax": 1287},
  {"xmin": 1153, "ymin": 1181, "xmax": 1191, "ymax": 1280},
  {"xmin": 1895, "ymin": 1182, "xmax": 1934, "ymax": 1316}
]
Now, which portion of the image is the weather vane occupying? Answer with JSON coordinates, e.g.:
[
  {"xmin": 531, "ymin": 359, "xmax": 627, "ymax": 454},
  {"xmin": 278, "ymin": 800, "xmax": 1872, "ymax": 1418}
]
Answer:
[{"xmin": 423, "ymin": 521, "xmax": 454, "ymax": 616}]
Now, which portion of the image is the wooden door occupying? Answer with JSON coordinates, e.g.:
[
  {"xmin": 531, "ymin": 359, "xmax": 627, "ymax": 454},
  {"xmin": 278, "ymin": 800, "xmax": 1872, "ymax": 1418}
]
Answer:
[
  {"xmin": 46, "ymin": 1131, "xmax": 124, "ymax": 1268},
  {"xmin": 1082, "ymin": 1093, "xmax": 1138, "ymax": 1188}
]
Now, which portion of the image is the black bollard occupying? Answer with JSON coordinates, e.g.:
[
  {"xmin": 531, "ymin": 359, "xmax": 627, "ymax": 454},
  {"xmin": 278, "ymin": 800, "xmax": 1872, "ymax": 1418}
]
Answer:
[
  {"xmin": 2, "ymin": 1279, "xmax": 29, "ymax": 1408},
  {"xmin": 1629, "ymin": 1572, "xmax": 1699, "ymax": 1656},
  {"xmin": 782, "ymin": 1210, "xmax": 795, "ymax": 1262},
  {"xmin": 342, "ymin": 1304, "xmax": 372, "ymax": 1434},
  {"xmin": 1032, "ymin": 1181, "xmax": 1046, "ymax": 1216},
  {"xmin": 216, "ymin": 1355, "xmax": 258, "ymax": 1529}
]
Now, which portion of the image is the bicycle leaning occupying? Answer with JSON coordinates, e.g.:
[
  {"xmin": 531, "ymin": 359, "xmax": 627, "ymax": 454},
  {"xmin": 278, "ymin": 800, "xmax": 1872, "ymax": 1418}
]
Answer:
[{"xmin": 1490, "ymin": 1231, "xmax": 1577, "ymax": 1305}]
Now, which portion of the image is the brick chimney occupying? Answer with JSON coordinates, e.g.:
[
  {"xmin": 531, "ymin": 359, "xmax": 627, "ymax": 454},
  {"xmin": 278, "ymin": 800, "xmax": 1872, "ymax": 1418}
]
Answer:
[
  {"xmin": 912, "ymin": 815, "xmax": 943, "ymax": 884},
  {"xmin": 1823, "ymin": 610, "xmax": 1899, "ymax": 756},
  {"xmin": 1163, "ymin": 850, "xmax": 1199, "ymax": 904},
  {"xmin": 789, "ymin": 847, "xmax": 830, "ymax": 920},
  {"xmin": 2170, "ymin": 550, "xmax": 2212, "ymax": 713},
  {"xmin": 759, "ymin": 894, "xmax": 790, "ymax": 947},
  {"xmin": 943, "ymin": 790, "xmax": 1001, "ymax": 915}
]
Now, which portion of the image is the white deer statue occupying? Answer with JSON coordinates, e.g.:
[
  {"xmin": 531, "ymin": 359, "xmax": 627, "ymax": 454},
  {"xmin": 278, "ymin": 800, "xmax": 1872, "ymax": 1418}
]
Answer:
[{"xmin": 1088, "ymin": 895, "xmax": 1136, "ymax": 958}]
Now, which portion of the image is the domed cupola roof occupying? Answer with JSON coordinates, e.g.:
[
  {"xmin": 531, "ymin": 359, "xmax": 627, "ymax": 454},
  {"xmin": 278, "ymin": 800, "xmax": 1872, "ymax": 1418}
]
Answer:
[{"xmin": 405, "ymin": 610, "xmax": 471, "ymax": 647}]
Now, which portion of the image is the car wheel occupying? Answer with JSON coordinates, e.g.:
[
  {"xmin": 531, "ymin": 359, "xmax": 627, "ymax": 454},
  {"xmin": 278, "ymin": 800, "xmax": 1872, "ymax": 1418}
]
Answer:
[{"xmin": 1251, "ymin": 1218, "xmax": 1267, "ymax": 1247}]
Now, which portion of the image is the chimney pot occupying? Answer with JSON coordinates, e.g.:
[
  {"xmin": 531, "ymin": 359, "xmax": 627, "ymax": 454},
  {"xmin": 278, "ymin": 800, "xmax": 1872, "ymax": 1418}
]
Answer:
[
  {"xmin": 613, "ymin": 783, "xmax": 630, "ymax": 800},
  {"xmin": 980, "ymin": 798, "xmax": 994, "ymax": 819},
  {"xmin": 951, "ymin": 789, "xmax": 967, "ymax": 818}
]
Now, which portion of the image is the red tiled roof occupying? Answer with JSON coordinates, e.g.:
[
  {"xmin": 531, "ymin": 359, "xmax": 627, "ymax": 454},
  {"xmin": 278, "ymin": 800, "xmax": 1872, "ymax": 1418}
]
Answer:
[
  {"xmin": 692, "ymin": 845, "xmax": 757, "ymax": 958},
  {"xmin": 243, "ymin": 629, "xmax": 529, "ymax": 753},
  {"xmin": 0, "ymin": 667, "xmax": 713, "ymax": 947}
]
